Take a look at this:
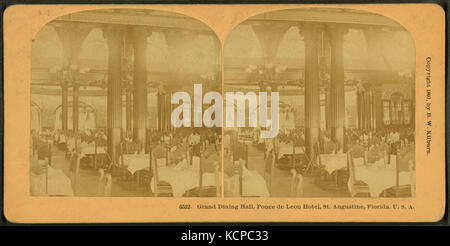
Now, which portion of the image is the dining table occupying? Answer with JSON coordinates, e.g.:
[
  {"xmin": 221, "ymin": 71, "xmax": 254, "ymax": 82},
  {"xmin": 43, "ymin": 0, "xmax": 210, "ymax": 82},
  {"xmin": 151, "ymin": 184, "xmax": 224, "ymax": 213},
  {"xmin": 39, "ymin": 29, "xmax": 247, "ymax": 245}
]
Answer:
[
  {"xmin": 30, "ymin": 160, "xmax": 74, "ymax": 196},
  {"xmin": 347, "ymin": 157, "xmax": 414, "ymax": 197}
]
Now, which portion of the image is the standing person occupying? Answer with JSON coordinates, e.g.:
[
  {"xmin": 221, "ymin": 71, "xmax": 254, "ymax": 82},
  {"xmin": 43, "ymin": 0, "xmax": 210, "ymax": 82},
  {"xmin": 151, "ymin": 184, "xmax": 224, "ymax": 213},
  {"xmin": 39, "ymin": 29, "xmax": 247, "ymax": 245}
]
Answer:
[
  {"xmin": 31, "ymin": 130, "xmax": 39, "ymax": 157},
  {"xmin": 37, "ymin": 137, "xmax": 50, "ymax": 162},
  {"xmin": 231, "ymin": 133, "xmax": 246, "ymax": 168},
  {"xmin": 66, "ymin": 132, "xmax": 75, "ymax": 160},
  {"xmin": 208, "ymin": 130, "xmax": 216, "ymax": 151},
  {"xmin": 53, "ymin": 130, "xmax": 60, "ymax": 148},
  {"xmin": 188, "ymin": 131, "xmax": 195, "ymax": 165},
  {"xmin": 360, "ymin": 130, "xmax": 369, "ymax": 165},
  {"xmin": 69, "ymin": 135, "xmax": 83, "ymax": 194},
  {"xmin": 224, "ymin": 131, "xmax": 231, "ymax": 156},
  {"xmin": 273, "ymin": 137, "xmax": 280, "ymax": 166},
  {"xmin": 231, "ymin": 132, "xmax": 246, "ymax": 196},
  {"xmin": 189, "ymin": 131, "xmax": 201, "ymax": 165},
  {"xmin": 264, "ymin": 135, "xmax": 274, "ymax": 193}
]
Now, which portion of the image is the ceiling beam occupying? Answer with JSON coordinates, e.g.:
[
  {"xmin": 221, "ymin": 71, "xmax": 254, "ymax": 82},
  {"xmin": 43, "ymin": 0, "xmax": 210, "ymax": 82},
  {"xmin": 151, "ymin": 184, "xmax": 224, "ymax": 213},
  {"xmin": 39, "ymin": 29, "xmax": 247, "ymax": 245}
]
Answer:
[
  {"xmin": 53, "ymin": 10, "xmax": 215, "ymax": 35},
  {"xmin": 246, "ymin": 9, "xmax": 404, "ymax": 29}
]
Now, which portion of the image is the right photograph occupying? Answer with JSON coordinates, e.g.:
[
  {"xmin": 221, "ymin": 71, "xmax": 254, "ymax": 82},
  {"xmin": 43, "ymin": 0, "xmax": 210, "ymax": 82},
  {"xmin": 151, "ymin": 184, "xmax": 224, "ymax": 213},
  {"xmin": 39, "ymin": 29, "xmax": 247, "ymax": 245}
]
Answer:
[{"xmin": 223, "ymin": 8, "xmax": 415, "ymax": 198}]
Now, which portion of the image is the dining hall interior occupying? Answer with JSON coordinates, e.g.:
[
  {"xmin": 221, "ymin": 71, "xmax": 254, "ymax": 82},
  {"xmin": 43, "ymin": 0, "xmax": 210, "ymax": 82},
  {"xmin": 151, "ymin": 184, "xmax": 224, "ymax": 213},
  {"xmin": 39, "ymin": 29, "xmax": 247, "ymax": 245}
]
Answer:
[
  {"xmin": 30, "ymin": 9, "xmax": 222, "ymax": 197},
  {"xmin": 223, "ymin": 8, "xmax": 415, "ymax": 198},
  {"xmin": 30, "ymin": 7, "xmax": 416, "ymax": 198}
]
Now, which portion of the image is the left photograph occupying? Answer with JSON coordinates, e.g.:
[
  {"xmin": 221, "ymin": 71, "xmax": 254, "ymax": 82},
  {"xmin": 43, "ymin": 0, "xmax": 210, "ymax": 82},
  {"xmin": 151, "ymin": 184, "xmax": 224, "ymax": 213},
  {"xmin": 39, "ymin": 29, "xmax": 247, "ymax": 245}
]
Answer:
[{"xmin": 30, "ymin": 9, "xmax": 222, "ymax": 197}]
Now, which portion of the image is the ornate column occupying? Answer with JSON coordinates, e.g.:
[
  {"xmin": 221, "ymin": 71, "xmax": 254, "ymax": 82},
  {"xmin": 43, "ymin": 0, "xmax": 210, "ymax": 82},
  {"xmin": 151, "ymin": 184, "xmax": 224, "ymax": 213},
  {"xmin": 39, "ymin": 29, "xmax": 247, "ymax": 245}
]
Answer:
[
  {"xmin": 356, "ymin": 85, "xmax": 366, "ymax": 129},
  {"xmin": 325, "ymin": 88, "xmax": 331, "ymax": 130},
  {"xmin": 369, "ymin": 88, "xmax": 375, "ymax": 129},
  {"xmin": 103, "ymin": 26, "xmax": 124, "ymax": 161},
  {"xmin": 301, "ymin": 23, "xmax": 322, "ymax": 159},
  {"xmin": 125, "ymin": 88, "xmax": 132, "ymax": 136},
  {"xmin": 130, "ymin": 26, "xmax": 151, "ymax": 146},
  {"xmin": 161, "ymin": 94, "xmax": 167, "ymax": 131},
  {"xmin": 122, "ymin": 37, "xmax": 134, "ymax": 138},
  {"xmin": 157, "ymin": 93, "xmax": 162, "ymax": 131},
  {"xmin": 73, "ymin": 84, "xmax": 80, "ymax": 133},
  {"xmin": 373, "ymin": 88, "xmax": 383, "ymax": 129},
  {"xmin": 328, "ymin": 24, "xmax": 347, "ymax": 150},
  {"xmin": 166, "ymin": 92, "xmax": 171, "ymax": 131},
  {"xmin": 61, "ymin": 81, "xmax": 68, "ymax": 132},
  {"xmin": 364, "ymin": 88, "xmax": 372, "ymax": 129}
]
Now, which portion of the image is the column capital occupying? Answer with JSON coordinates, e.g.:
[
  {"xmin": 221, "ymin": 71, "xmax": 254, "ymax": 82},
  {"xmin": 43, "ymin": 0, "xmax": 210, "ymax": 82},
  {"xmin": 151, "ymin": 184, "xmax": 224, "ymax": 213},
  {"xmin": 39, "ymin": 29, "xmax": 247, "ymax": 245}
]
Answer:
[
  {"xmin": 53, "ymin": 23, "xmax": 93, "ymax": 67},
  {"xmin": 326, "ymin": 23, "xmax": 349, "ymax": 40},
  {"xmin": 251, "ymin": 21, "xmax": 292, "ymax": 35},
  {"xmin": 251, "ymin": 22, "xmax": 291, "ymax": 63},
  {"xmin": 60, "ymin": 80, "xmax": 68, "ymax": 89},
  {"xmin": 72, "ymin": 83, "xmax": 81, "ymax": 89},
  {"xmin": 128, "ymin": 25, "xmax": 152, "ymax": 45},
  {"xmin": 102, "ymin": 25, "xmax": 126, "ymax": 49},
  {"xmin": 298, "ymin": 22, "xmax": 325, "ymax": 38}
]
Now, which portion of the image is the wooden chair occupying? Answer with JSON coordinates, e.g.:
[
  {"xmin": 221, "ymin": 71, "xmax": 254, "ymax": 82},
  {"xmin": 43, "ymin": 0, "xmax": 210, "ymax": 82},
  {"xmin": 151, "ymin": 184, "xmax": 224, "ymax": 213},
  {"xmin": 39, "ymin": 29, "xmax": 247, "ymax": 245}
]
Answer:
[
  {"xmin": 238, "ymin": 146, "xmax": 260, "ymax": 198},
  {"xmin": 347, "ymin": 151, "xmax": 371, "ymax": 197},
  {"xmin": 151, "ymin": 151, "xmax": 173, "ymax": 197},
  {"xmin": 303, "ymin": 142, "xmax": 321, "ymax": 176},
  {"xmin": 45, "ymin": 142, "xmax": 52, "ymax": 195},
  {"xmin": 379, "ymin": 144, "xmax": 414, "ymax": 197},
  {"xmin": 290, "ymin": 168, "xmax": 304, "ymax": 197},
  {"xmin": 183, "ymin": 149, "xmax": 220, "ymax": 197},
  {"xmin": 379, "ymin": 185, "xmax": 412, "ymax": 197}
]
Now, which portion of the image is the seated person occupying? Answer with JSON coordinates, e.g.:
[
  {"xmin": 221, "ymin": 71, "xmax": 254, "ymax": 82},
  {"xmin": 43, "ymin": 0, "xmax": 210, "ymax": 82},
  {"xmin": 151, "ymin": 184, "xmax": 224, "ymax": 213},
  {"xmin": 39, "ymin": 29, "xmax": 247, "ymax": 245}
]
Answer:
[
  {"xmin": 323, "ymin": 135, "xmax": 336, "ymax": 154},
  {"xmin": 367, "ymin": 144, "xmax": 382, "ymax": 164},
  {"xmin": 169, "ymin": 144, "xmax": 188, "ymax": 166},
  {"xmin": 123, "ymin": 137, "xmax": 138, "ymax": 154},
  {"xmin": 397, "ymin": 144, "xmax": 415, "ymax": 172},
  {"xmin": 232, "ymin": 140, "xmax": 247, "ymax": 162},
  {"xmin": 37, "ymin": 139, "xmax": 50, "ymax": 161},
  {"xmin": 223, "ymin": 153, "xmax": 235, "ymax": 177},
  {"xmin": 349, "ymin": 141, "xmax": 365, "ymax": 158},
  {"xmin": 200, "ymin": 142, "xmax": 219, "ymax": 173},
  {"xmin": 95, "ymin": 132, "xmax": 107, "ymax": 146},
  {"xmin": 153, "ymin": 143, "xmax": 167, "ymax": 160}
]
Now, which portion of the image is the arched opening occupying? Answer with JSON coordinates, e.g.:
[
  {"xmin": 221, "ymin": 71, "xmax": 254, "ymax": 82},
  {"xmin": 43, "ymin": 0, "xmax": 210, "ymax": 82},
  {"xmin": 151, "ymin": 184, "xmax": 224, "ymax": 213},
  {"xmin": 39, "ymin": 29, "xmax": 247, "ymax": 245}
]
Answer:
[
  {"xmin": 54, "ymin": 102, "xmax": 97, "ymax": 131},
  {"xmin": 31, "ymin": 101, "xmax": 41, "ymax": 133}
]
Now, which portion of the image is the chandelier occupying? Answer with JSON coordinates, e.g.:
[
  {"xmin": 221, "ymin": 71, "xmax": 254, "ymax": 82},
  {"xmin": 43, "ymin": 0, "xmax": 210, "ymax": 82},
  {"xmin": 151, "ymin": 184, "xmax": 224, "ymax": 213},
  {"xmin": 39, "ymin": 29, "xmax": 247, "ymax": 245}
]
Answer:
[
  {"xmin": 245, "ymin": 64, "xmax": 287, "ymax": 91},
  {"xmin": 51, "ymin": 64, "xmax": 90, "ymax": 87}
]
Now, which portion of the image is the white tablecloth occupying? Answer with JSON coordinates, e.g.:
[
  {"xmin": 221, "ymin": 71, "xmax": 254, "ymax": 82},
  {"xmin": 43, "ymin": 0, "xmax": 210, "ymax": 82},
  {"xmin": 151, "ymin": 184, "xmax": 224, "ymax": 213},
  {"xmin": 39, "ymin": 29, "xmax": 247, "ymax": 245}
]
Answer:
[
  {"xmin": 47, "ymin": 166, "xmax": 74, "ymax": 196},
  {"xmin": 320, "ymin": 154, "xmax": 347, "ymax": 174},
  {"xmin": 151, "ymin": 160, "xmax": 217, "ymax": 197},
  {"xmin": 242, "ymin": 168, "xmax": 270, "ymax": 197},
  {"xmin": 122, "ymin": 154, "xmax": 151, "ymax": 174},
  {"xmin": 80, "ymin": 143, "xmax": 107, "ymax": 158},
  {"xmin": 31, "ymin": 163, "xmax": 74, "ymax": 196},
  {"xmin": 348, "ymin": 158, "xmax": 414, "ymax": 197},
  {"xmin": 224, "ymin": 167, "xmax": 270, "ymax": 197},
  {"xmin": 278, "ymin": 143, "xmax": 304, "ymax": 157}
]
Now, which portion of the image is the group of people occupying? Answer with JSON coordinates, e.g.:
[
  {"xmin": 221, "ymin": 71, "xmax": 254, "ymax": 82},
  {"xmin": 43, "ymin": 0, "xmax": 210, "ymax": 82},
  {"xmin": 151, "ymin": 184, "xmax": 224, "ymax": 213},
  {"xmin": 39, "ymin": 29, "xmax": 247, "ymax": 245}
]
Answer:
[{"xmin": 346, "ymin": 127, "xmax": 415, "ymax": 165}]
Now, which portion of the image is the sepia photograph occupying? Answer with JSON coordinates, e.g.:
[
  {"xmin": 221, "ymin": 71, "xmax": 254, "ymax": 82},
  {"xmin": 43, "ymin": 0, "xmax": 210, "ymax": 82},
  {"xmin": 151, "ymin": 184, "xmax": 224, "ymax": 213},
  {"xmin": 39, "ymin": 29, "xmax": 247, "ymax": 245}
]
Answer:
[
  {"xmin": 30, "ymin": 9, "xmax": 222, "ymax": 197},
  {"xmin": 223, "ymin": 8, "xmax": 415, "ymax": 198},
  {"xmin": 3, "ymin": 4, "xmax": 445, "ymax": 223}
]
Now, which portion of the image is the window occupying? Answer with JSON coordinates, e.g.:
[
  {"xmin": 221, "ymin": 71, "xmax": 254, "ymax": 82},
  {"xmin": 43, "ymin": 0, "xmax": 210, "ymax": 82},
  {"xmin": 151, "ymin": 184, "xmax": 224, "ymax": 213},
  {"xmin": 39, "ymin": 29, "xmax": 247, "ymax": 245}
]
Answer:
[
  {"xmin": 383, "ymin": 101, "xmax": 390, "ymax": 125},
  {"xmin": 403, "ymin": 101, "xmax": 410, "ymax": 124},
  {"xmin": 383, "ymin": 92, "xmax": 411, "ymax": 126}
]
